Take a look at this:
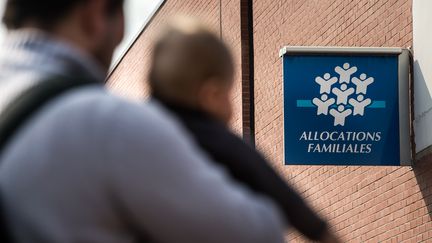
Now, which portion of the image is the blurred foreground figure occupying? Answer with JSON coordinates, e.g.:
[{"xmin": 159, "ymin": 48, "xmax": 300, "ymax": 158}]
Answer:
[
  {"xmin": 0, "ymin": 1, "xmax": 286, "ymax": 242},
  {"xmin": 149, "ymin": 17, "xmax": 341, "ymax": 243}
]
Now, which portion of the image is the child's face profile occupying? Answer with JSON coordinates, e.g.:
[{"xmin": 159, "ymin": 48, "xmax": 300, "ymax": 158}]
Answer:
[{"xmin": 197, "ymin": 78, "xmax": 233, "ymax": 125}]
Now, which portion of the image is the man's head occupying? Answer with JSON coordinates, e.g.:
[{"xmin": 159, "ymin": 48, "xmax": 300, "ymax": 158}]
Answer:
[
  {"xmin": 149, "ymin": 17, "xmax": 234, "ymax": 124},
  {"xmin": 3, "ymin": 0, "xmax": 125, "ymax": 70}
]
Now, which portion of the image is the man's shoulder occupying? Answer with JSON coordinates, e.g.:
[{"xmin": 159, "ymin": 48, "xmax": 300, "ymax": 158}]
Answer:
[
  {"xmin": 46, "ymin": 87, "xmax": 196, "ymax": 149},
  {"xmin": 50, "ymin": 87, "xmax": 183, "ymax": 132},
  {"xmin": 2, "ymin": 86, "xmax": 197, "ymax": 165}
]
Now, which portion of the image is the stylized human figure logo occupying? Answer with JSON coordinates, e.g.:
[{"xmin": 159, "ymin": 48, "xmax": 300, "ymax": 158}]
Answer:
[
  {"xmin": 312, "ymin": 94, "xmax": 335, "ymax": 115},
  {"xmin": 349, "ymin": 95, "xmax": 371, "ymax": 116},
  {"xmin": 332, "ymin": 84, "xmax": 354, "ymax": 105},
  {"xmin": 308, "ymin": 62, "xmax": 378, "ymax": 126},
  {"xmin": 329, "ymin": 105, "xmax": 352, "ymax": 126},
  {"xmin": 335, "ymin": 63, "xmax": 357, "ymax": 84},
  {"xmin": 315, "ymin": 73, "xmax": 338, "ymax": 94},
  {"xmin": 351, "ymin": 73, "xmax": 374, "ymax": 94}
]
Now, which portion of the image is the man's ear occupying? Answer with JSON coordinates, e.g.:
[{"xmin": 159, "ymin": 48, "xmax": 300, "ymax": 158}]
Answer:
[{"xmin": 78, "ymin": 0, "xmax": 107, "ymax": 45}]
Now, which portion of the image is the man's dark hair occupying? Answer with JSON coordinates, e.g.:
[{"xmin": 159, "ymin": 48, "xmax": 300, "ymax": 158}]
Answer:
[{"xmin": 2, "ymin": 0, "xmax": 124, "ymax": 30}]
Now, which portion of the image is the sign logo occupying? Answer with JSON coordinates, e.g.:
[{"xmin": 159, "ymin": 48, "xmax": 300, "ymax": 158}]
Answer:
[
  {"xmin": 296, "ymin": 63, "xmax": 386, "ymax": 126},
  {"xmin": 283, "ymin": 53, "xmax": 402, "ymax": 165}
]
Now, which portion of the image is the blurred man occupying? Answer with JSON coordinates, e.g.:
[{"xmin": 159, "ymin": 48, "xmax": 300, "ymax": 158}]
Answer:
[
  {"xmin": 0, "ymin": 1, "xmax": 286, "ymax": 242},
  {"xmin": 149, "ymin": 17, "xmax": 341, "ymax": 243}
]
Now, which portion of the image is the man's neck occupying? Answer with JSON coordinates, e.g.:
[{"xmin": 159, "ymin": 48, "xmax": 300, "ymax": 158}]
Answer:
[{"xmin": 1, "ymin": 28, "xmax": 106, "ymax": 82}]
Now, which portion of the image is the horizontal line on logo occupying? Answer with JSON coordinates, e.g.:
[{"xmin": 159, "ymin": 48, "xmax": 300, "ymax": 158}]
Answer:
[
  {"xmin": 296, "ymin": 100, "xmax": 386, "ymax": 108},
  {"xmin": 296, "ymin": 100, "xmax": 315, "ymax": 107},
  {"xmin": 368, "ymin": 101, "xmax": 386, "ymax": 108}
]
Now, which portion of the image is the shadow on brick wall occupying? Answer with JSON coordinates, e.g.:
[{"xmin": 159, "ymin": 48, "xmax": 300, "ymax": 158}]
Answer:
[
  {"xmin": 412, "ymin": 61, "xmax": 432, "ymax": 220},
  {"xmin": 413, "ymin": 152, "xmax": 432, "ymax": 220}
]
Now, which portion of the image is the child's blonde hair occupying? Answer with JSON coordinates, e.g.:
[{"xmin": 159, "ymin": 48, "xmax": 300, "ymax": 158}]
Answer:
[{"xmin": 149, "ymin": 16, "xmax": 234, "ymax": 105}]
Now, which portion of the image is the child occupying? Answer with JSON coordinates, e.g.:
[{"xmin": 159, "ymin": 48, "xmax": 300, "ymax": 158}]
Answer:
[{"xmin": 149, "ymin": 17, "xmax": 340, "ymax": 243}]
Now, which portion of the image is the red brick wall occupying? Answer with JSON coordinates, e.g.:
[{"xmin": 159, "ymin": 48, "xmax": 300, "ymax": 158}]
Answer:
[
  {"xmin": 221, "ymin": 0, "xmax": 243, "ymax": 133},
  {"xmin": 109, "ymin": 0, "xmax": 432, "ymax": 242},
  {"xmin": 253, "ymin": 0, "xmax": 432, "ymax": 242}
]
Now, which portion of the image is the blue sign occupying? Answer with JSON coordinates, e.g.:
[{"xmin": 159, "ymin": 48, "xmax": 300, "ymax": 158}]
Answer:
[{"xmin": 283, "ymin": 52, "xmax": 404, "ymax": 166}]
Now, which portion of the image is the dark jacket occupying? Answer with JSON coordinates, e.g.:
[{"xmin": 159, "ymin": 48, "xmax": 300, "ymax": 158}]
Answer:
[{"xmin": 156, "ymin": 97, "xmax": 328, "ymax": 241}]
